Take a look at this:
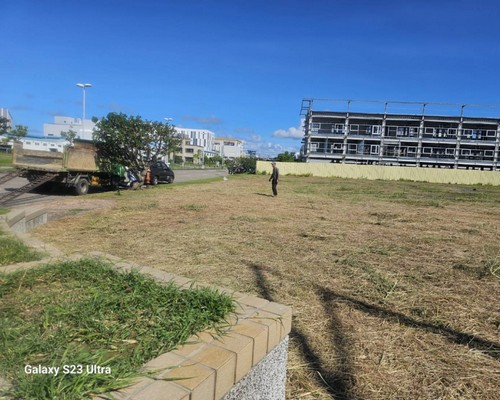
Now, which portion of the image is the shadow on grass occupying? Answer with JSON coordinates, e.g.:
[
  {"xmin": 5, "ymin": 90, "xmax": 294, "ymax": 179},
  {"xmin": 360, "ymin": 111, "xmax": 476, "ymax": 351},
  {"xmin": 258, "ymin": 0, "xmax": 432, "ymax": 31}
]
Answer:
[
  {"xmin": 246, "ymin": 261, "xmax": 500, "ymax": 399},
  {"xmin": 247, "ymin": 262, "xmax": 358, "ymax": 400},
  {"xmin": 254, "ymin": 192, "xmax": 274, "ymax": 197},
  {"xmin": 314, "ymin": 285, "xmax": 500, "ymax": 362}
]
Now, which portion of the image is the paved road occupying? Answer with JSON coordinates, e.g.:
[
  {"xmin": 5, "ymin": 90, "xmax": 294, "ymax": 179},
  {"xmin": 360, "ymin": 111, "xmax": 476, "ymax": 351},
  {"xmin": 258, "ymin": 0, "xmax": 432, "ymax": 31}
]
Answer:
[{"xmin": 0, "ymin": 168, "xmax": 229, "ymax": 208}]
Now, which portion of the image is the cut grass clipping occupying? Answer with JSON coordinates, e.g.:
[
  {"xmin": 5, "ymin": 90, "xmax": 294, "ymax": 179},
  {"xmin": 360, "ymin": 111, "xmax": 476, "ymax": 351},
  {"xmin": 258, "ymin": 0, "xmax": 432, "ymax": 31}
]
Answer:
[
  {"xmin": 0, "ymin": 258, "xmax": 235, "ymax": 399},
  {"xmin": 0, "ymin": 227, "xmax": 44, "ymax": 266}
]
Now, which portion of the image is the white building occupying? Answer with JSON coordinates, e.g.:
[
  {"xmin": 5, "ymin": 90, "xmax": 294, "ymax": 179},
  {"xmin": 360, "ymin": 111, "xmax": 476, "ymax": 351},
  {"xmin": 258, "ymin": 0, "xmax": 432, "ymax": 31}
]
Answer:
[
  {"xmin": 0, "ymin": 108, "xmax": 14, "ymax": 128},
  {"xmin": 21, "ymin": 137, "xmax": 66, "ymax": 152},
  {"xmin": 174, "ymin": 127, "xmax": 215, "ymax": 153},
  {"xmin": 214, "ymin": 138, "xmax": 244, "ymax": 158},
  {"xmin": 44, "ymin": 116, "xmax": 96, "ymax": 141}
]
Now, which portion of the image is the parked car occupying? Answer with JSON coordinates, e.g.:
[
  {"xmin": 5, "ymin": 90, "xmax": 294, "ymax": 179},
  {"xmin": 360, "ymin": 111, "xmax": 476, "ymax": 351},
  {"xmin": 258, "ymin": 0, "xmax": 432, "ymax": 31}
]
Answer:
[{"xmin": 149, "ymin": 161, "xmax": 175, "ymax": 184}]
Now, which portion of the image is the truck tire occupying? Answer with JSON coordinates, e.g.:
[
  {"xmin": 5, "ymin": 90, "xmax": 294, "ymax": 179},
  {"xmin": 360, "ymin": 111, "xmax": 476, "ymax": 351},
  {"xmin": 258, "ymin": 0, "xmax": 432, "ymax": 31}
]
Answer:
[
  {"xmin": 152, "ymin": 175, "xmax": 159, "ymax": 186},
  {"xmin": 75, "ymin": 178, "xmax": 90, "ymax": 195},
  {"xmin": 167, "ymin": 176, "xmax": 174, "ymax": 184}
]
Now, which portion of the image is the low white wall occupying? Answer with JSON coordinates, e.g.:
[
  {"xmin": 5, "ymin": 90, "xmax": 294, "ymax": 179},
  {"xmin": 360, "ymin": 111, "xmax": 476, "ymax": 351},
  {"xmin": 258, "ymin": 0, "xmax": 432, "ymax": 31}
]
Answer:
[{"xmin": 257, "ymin": 161, "xmax": 500, "ymax": 186}]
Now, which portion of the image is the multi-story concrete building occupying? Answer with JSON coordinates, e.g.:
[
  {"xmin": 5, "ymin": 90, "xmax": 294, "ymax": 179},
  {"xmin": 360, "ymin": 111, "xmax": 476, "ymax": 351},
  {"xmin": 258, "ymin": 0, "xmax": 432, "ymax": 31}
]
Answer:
[
  {"xmin": 44, "ymin": 116, "xmax": 96, "ymax": 140},
  {"xmin": 171, "ymin": 138, "xmax": 205, "ymax": 164},
  {"xmin": 214, "ymin": 138, "xmax": 244, "ymax": 158},
  {"xmin": 20, "ymin": 137, "xmax": 66, "ymax": 152},
  {"xmin": 174, "ymin": 127, "xmax": 214, "ymax": 153},
  {"xmin": 300, "ymin": 99, "xmax": 500, "ymax": 170}
]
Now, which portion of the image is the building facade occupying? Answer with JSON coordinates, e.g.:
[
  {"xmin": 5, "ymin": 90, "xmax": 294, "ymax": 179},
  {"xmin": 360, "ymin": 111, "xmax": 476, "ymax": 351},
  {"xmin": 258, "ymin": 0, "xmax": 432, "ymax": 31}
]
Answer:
[
  {"xmin": 44, "ymin": 116, "xmax": 96, "ymax": 141},
  {"xmin": 20, "ymin": 137, "xmax": 66, "ymax": 152},
  {"xmin": 300, "ymin": 99, "xmax": 500, "ymax": 170},
  {"xmin": 171, "ymin": 138, "xmax": 204, "ymax": 164},
  {"xmin": 214, "ymin": 138, "xmax": 244, "ymax": 158},
  {"xmin": 174, "ymin": 128, "xmax": 215, "ymax": 153}
]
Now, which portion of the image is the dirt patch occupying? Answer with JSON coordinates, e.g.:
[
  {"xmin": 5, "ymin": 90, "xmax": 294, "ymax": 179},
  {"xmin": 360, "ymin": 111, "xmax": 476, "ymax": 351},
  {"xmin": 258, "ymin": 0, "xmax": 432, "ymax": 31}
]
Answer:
[{"xmin": 41, "ymin": 197, "xmax": 117, "ymax": 222}]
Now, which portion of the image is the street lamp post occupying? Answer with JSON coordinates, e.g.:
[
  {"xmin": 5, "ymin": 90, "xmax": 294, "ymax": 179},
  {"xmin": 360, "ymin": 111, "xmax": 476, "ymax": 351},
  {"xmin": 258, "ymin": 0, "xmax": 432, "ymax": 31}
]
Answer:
[
  {"xmin": 76, "ymin": 83, "xmax": 92, "ymax": 139},
  {"xmin": 164, "ymin": 118, "xmax": 174, "ymax": 164}
]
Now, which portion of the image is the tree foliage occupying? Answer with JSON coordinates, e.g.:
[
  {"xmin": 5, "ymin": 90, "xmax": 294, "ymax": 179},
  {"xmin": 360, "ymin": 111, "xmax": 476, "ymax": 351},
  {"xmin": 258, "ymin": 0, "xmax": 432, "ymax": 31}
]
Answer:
[
  {"xmin": 226, "ymin": 156, "xmax": 256, "ymax": 173},
  {"xmin": 0, "ymin": 117, "xmax": 10, "ymax": 135},
  {"xmin": 61, "ymin": 129, "xmax": 77, "ymax": 144},
  {"xmin": 276, "ymin": 151, "xmax": 296, "ymax": 162},
  {"xmin": 93, "ymin": 112, "xmax": 181, "ymax": 175}
]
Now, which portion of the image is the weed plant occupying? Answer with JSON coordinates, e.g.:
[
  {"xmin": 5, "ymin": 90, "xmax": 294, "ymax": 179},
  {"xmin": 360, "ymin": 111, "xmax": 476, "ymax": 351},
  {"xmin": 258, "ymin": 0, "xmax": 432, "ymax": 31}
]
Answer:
[{"xmin": 0, "ymin": 258, "xmax": 235, "ymax": 399}]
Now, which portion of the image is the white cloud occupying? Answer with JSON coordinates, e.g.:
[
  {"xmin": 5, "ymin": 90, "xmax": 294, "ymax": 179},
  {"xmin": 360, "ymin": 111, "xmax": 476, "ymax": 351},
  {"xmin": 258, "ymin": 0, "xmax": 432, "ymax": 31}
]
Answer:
[{"xmin": 271, "ymin": 122, "xmax": 304, "ymax": 140}]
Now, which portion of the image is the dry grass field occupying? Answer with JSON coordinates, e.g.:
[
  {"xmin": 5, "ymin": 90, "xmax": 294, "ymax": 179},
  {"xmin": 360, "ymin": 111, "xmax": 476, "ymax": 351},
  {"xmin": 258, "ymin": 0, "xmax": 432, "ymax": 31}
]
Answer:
[{"xmin": 33, "ymin": 175, "xmax": 500, "ymax": 399}]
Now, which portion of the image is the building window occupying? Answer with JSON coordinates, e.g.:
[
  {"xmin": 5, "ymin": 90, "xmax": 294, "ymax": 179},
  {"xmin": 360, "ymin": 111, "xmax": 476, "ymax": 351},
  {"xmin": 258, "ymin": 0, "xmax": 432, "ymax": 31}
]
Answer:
[
  {"xmin": 185, "ymin": 148, "xmax": 194, "ymax": 153},
  {"xmin": 224, "ymin": 141, "xmax": 235, "ymax": 146}
]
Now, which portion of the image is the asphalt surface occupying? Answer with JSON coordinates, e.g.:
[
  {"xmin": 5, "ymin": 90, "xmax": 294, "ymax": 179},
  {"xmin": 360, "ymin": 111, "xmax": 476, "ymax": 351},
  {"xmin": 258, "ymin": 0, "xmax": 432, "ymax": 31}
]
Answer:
[{"xmin": 0, "ymin": 168, "xmax": 229, "ymax": 208}]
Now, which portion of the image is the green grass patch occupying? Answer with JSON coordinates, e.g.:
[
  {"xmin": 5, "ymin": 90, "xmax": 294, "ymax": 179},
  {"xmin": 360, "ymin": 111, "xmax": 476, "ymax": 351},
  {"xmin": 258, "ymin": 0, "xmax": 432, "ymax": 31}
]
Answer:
[
  {"xmin": 0, "ymin": 258, "xmax": 235, "ymax": 399},
  {"xmin": 0, "ymin": 152, "xmax": 13, "ymax": 167},
  {"xmin": 0, "ymin": 228, "xmax": 44, "ymax": 266}
]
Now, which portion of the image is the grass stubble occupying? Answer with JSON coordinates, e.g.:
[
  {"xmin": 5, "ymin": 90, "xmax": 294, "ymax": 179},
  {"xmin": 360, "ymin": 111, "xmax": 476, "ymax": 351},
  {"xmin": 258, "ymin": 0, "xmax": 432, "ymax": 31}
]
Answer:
[{"xmin": 32, "ymin": 175, "xmax": 500, "ymax": 399}]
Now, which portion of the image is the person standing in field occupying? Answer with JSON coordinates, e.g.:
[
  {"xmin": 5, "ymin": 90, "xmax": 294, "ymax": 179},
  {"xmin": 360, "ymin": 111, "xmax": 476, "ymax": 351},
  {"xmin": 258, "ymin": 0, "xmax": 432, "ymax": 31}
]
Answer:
[{"xmin": 269, "ymin": 162, "xmax": 279, "ymax": 196}]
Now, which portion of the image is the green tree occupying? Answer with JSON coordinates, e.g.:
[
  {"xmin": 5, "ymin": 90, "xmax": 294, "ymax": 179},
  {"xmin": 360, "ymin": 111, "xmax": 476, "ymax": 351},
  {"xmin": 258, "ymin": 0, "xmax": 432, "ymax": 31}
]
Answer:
[
  {"xmin": 205, "ymin": 154, "xmax": 223, "ymax": 167},
  {"xmin": 61, "ymin": 129, "xmax": 77, "ymax": 144},
  {"xmin": 93, "ymin": 113, "xmax": 181, "ymax": 180},
  {"xmin": 276, "ymin": 151, "xmax": 295, "ymax": 162},
  {"xmin": 0, "ymin": 117, "xmax": 11, "ymax": 135},
  {"xmin": 10, "ymin": 125, "xmax": 28, "ymax": 141}
]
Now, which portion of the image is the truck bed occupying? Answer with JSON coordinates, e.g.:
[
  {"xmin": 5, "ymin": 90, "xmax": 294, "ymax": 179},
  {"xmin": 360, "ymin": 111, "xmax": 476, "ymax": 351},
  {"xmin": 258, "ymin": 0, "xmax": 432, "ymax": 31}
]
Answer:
[{"xmin": 12, "ymin": 140, "xmax": 99, "ymax": 172}]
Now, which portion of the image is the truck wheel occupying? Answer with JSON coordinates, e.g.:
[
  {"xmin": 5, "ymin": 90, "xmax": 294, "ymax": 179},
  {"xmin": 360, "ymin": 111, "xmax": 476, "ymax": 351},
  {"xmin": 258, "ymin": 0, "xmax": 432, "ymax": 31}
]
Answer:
[
  {"xmin": 75, "ymin": 178, "xmax": 90, "ymax": 195},
  {"xmin": 167, "ymin": 176, "xmax": 174, "ymax": 184},
  {"xmin": 152, "ymin": 175, "xmax": 159, "ymax": 186}
]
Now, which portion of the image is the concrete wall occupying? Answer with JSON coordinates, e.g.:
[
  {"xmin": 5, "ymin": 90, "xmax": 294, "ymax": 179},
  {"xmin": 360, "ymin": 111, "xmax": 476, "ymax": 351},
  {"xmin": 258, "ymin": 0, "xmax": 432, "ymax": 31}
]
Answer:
[
  {"xmin": 257, "ymin": 161, "xmax": 500, "ymax": 186},
  {"xmin": 223, "ymin": 336, "xmax": 288, "ymax": 400},
  {"xmin": 5, "ymin": 207, "xmax": 48, "ymax": 233}
]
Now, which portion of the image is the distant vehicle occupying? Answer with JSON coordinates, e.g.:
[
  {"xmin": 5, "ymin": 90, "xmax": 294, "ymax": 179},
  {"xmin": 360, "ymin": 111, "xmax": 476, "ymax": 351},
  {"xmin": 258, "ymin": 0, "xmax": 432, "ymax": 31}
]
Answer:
[{"xmin": 149, "ymin": 161, "xmax": 175, "ymax": 185}]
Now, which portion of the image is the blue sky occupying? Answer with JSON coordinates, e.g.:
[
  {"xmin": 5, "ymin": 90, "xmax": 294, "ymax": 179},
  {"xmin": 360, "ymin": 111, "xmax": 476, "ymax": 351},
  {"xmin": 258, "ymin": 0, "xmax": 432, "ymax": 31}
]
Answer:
[{"xmin": 2, "ymin": 0, "xmax": 500, "ymax": 156}]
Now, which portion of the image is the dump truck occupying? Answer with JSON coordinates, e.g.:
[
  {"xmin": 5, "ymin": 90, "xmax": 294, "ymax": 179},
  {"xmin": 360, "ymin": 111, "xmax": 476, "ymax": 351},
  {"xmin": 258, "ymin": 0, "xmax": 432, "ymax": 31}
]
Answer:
[{"xmin": 0, "ymin": 140, "xmax": 121, "ymax": 205}]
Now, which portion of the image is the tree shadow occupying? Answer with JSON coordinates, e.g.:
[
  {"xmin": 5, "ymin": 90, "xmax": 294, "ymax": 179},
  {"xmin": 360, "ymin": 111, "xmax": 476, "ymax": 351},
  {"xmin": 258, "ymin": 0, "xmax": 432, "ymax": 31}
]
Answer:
[
  {"xmin": 246, "ymin": 262, "xmax": 358, "ymax": 400},
  {"xmin": 313, "ymin": 285, "xmax": 500, "ymax": 361},
  {"xmin": 244, "ymin": 261, "xmax": 500, "ymax": 399}
]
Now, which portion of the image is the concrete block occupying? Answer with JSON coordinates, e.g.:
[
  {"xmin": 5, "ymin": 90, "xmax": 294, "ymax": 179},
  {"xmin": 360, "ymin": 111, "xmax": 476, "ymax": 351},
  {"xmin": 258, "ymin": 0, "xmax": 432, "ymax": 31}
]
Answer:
[{"xmin": 211, "ymin": 332, "xmax": 253, "ymax": 382}]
